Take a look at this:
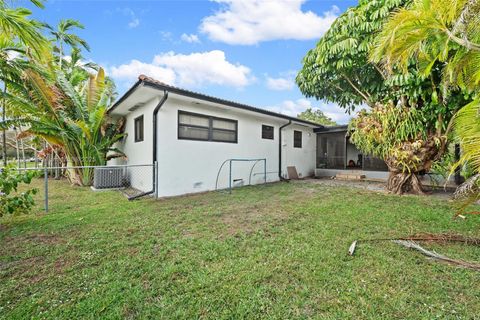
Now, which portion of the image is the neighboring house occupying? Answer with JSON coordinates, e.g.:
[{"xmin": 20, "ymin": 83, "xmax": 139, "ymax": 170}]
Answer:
[{"xmin": 108, "ymin": 75, "xmax": 319, "ymax": 198}]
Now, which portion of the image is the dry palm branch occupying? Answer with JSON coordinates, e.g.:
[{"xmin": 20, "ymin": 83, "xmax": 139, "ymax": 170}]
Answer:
[{"xmin": 348, "ymin": 233, "xmax": 480, "ymax": 271}]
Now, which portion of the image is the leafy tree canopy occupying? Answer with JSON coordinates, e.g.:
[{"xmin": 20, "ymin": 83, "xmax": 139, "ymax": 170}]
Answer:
[
  {"xmin": 2, "ymin": 67, "xmax": 125, "ymax": 185},
  {"xmin": 297, "ymin": 108, "xmax": 337, "ymax": 126},
  {"xmin": 296, "ymin": 0, "xmax": 469, "ymax": 194},
  {"xmin": 371, "ymin": 0, "xmax": 480, "ymax": 93},
  {"xmin": 296, "ymin": 0, "xmax": 408, "ymax": 112},
  {"xmin": 370, "ymin": 0, "xmax": 480, "ymax": 202}
]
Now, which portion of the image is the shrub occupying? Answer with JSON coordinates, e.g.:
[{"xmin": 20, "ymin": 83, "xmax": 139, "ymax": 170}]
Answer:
[{"xmin": 0, "ymin": 165, "xmax": 38, "ymax": 216}]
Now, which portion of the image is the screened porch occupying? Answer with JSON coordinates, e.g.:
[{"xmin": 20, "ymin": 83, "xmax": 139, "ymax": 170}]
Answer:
[{"xmin": 315, "ymin": 126, "xmax": 388, "ymax": 172}]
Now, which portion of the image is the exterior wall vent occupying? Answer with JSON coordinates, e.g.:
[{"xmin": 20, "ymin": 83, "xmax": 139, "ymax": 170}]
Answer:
[{"xmin": 128, "ymin": 102, "xmax": 145, "ymax": 112}]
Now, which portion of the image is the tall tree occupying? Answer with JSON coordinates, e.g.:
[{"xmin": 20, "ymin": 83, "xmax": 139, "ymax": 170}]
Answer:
[
  {"xmin": 46, "ymin": 19, "xmax": 90, "ymax": 68},
  {"xmin": 3, "ymin": 67, "xmax": 125, "ymax": 185},
  {"xmin": 0, "ymin": 0, "xmax": 48, "ymax": 166},
  {"xmin": 0, "ymin": 0, "xmax": 48, "ymax": 57},
  {"xmin": 371, "ymin": 0, "xmax": 480, "ymax": 206},
  {"xmin": 297, "ymin": 108, "xmax": 337, "ymax": 126},
  {"xmin": 296, "ymin": 0, "xmax": 465, "ymax": 194}
]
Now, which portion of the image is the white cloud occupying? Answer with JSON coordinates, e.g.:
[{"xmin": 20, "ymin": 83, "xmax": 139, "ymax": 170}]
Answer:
[
  {"xmin": 128, "ymin": 18, "xmax": 140, "ymax": 28},
  {"xmin": 110, "ymin": 50, "xmax": 253, "ymax": 88},
  {"xmin": 266, "ymin": 99, "xmax": 351, "ymax": 124},
  {"xmin": 110, "ymin": 60, "xmax": 176, "ymax": 85},
  {"xmin": 159, "ymin": 30, "xmax": 173, "ymax": 41},
  {"xmin": 181, "ymin": 33, "xmax": 201, "ymax": 43},
  {"xmin": 119, "ymin": 8, "xmax": 140, "ymax": 28},
  {"xmin": 266, "ymin": 76, "xmax": 294, "ymax": 91},
  {"xmin": 200, "ymin": 0, "xmax": 339, "ymax": 45}
]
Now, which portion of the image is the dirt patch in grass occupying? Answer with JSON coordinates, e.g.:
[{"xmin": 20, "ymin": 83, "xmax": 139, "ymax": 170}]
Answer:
[
  {"xmin": 0, "ymin": 255, "xmax": 44, "ymax": 270},
  {"xmin": 3, "ymin": 232, "xmax": 63, "ymax": 246},
  {"xmin": 217, "ymin": 187, "xmax": 318, "ymax": 237},
  {"xmin": 54, "ymin": 256, "xmax": 76, "ymax": 273},
  {"xmin": 220, "ymin": 206, "xmax": 274, "ymax": 236},
  {"xmin": 0, "ymin": 255, "xmax": 48, "ymax": 285},
  {"xmin": 0, "ymin": 232, "xmax": 66, "ymax": 259},
  {"xmin": 23, "ymin": 233, "xmax": 64, "ymax": 244}
]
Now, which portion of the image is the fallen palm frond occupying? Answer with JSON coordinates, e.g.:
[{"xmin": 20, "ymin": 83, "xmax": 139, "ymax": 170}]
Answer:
[
  {"xmin": 402, "ymin": 233, "xmax": 480, "ymax": 245},
  {"xmin": 348, "ymin": 233, "xmax": 480, "ymax": 271},
  {"xmin": 393, "ymin": 240, "xmax": 480, "ymax": 271}
]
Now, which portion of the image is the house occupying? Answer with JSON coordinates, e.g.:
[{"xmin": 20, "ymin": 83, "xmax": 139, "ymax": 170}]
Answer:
[
  {"xmin": 108, "ymin": 76, "xmax": 456, "ymax": 198},
  {"xmin": 108, "ymin": 75, "xmax": 320, "ymax": 198}
]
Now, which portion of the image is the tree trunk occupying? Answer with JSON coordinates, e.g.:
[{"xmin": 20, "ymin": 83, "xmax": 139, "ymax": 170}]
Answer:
[
  {"xmin": 20, "ymin": 138, "xmax": 26, "ymax": 169},
  {"xmin": 386, "ymin": 171, "xmax": 426, "ymax": 195},
  {"xmin": 2, "ymin": 83, "xmax": 7, "ymax": 167},
  {"xmin": 14, "ymin": 128, "xmax": 20, "ymax": 168}
]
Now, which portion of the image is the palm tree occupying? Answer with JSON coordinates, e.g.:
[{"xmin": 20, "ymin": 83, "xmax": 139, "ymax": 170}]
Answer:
[
  {"xmin": 371, "ymin": 0, "xmax": 480, "ymax": 210},
  {"xmin": 61, "ymin": 47, "xmax": 118, "ymax": 103},
  {"xmin": 0, "ymin": 0, "xmax": 48, "ymax": 58},
  {"xmin": 0, "ymin": 0, "xmax": 49, "ymax": 166},
  {"xmin": 46, "ymin": 19, "xmax": 90, "ymax": 68},
  {"xmin": 370, "ymin": 0, "xmax": 480, "ymax": 84},
  {"xmin": 2, "ymin": 67, "xmax": 125, "ymax": 185},
  {"xmin": 0, "ymin": 41, "xmax": 25, "ymax": 166}
]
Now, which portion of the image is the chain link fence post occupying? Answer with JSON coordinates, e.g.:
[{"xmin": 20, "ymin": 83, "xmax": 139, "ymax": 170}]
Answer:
[{"xmin": 44, "ymin": 167, "xmax": 48, "ymax": 212}]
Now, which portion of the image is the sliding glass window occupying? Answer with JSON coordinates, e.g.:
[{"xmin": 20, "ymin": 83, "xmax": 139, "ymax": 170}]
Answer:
[{"xmin": 178, "ymin": 110, "xmax": 237, "ymax": 143}]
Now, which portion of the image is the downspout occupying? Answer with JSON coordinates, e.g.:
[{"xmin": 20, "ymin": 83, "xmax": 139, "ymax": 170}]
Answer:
[
  {"xmin": 278, "ymin": 120, "xmax": 292, "ymax": 181},
  {"xmin": 129, "ymin": 90, "xmax": 169, "ymax": 200}
]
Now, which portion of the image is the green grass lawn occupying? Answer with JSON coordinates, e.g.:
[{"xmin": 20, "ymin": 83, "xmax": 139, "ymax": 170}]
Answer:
[{"xmin": 1, "ymin": 179, "xmax": 479, "ymax": 319}]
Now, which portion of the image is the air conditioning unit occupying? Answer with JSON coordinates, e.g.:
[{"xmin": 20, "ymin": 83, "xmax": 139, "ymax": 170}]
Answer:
[{"xmin": 93, "ymin": 167, "xmax": 128, "ymax": 189}]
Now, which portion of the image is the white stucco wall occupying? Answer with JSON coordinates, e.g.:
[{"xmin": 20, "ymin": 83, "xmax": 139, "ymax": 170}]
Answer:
[
  {"xmin": 109, "ymin": 97, "xmax": 159, "ymax": 191},
  {"xmin": 111, "ymin": 93, "xmax": 316, "ymax": 197},
  {"xmin": 281, "ymin": 123, "xmax": 316, "ymax": 179},
  {"xmin": 154, "ymin": 96, "xmax": 316, "ymax": 197}
]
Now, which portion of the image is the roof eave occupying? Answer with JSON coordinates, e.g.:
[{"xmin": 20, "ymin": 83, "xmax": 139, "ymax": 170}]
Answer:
[
  {"xmin": 107, "ymin": 80, "xmax": 143, "ymax": 114},
  {"xmin": 314, "ymin": 125, "xmax": 348, "ymax": 134},
  {"xmin": 109, "ymin": 77, "xmax": 324, "ymax": 128}
]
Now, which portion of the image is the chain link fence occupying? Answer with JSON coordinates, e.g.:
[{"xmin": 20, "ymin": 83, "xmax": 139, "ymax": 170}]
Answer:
[{"xmin": 14, "ymin": 163, "xmax": 156, "ymax": 212}]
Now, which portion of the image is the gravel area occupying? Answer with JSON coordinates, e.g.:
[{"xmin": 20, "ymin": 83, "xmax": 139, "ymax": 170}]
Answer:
[{"xmin": 296, "ymin": 177, "xmax": 455, "ymax": 199}]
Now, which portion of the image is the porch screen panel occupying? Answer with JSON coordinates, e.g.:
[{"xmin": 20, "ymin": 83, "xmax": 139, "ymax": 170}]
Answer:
[
  {"xmin": 316, "ymin": 132, "xmax": 345, "ymax": 169},
  {"xmin": 363, "ymin": 154, "xmax": 388, "ymax": 171}
]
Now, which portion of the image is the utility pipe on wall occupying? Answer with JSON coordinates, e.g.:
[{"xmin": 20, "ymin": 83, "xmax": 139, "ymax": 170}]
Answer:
[{"xmin": 129, "ymin": 90, "xmax": 169, "ymax": 200}]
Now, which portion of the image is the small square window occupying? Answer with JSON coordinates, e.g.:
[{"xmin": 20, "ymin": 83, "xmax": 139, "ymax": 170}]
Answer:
[
  {"xmin": 294, "ymin": 130, "xmax": 302, "ymax": 148},
  {"xmin": 262, "ymin": 125, "xmax": 274, "ymax": 140},
  {"xmin": 134, "ymin": 115, "xmax": 144, "ymax": 142}
]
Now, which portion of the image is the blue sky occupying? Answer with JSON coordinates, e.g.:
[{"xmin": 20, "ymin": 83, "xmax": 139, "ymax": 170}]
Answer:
[{"xmin": 24, "ymin": 0, "xmax": 358, "ymax": 124}]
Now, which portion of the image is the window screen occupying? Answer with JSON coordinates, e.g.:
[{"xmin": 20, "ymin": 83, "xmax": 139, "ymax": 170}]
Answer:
[
  {"xmin": 294, "ymin": 130, "xmax": 302, "ymax": 148},
  {"xmin": 262, "ymin": 125, "xmax": 274, "ymax": 140},
  {"xmin": 178, "ymin": 110, "xmax": 237, "ymax": 143},
  {"xmin": 134, "ymin": 115, "xmax": 144, "ymax": 142}
]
